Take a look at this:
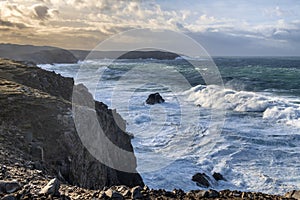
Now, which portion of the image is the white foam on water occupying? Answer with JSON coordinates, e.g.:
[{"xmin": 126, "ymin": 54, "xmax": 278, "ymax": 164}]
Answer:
[
  {"xmin": 184, "ymin": 84, "xmax": 300, "ymax": 127},
  {"xmin": 263, "ymin": 106, "xmax": 300, "ymax": 128}
]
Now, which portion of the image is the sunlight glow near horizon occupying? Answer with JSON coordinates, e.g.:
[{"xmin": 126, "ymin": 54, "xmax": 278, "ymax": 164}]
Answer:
[{"xmin": 0, "ymin": 0, "xmax": 299, "ymax": 56}]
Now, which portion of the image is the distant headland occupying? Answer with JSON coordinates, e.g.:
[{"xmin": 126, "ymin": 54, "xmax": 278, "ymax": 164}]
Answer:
[{"xmin": 0, "ymin": 43, "xmax": 180, "ymax": 64}]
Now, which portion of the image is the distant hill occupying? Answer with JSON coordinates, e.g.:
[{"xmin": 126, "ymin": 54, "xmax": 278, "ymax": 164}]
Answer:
[
  {"xmin": 0, "ymin": 43, "xmax": 180, "ymax": 64},
  {"xmin": 0, "ymin": 44, "xmax": 78, "ymax": 64},
  {"xmin": 70, "ymin": 50, "xmax": 180, "ymax": 60}
]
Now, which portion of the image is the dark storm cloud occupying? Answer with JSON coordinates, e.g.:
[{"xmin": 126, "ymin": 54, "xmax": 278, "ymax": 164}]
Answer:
[
  {"xmin": 33, "ymin": 5, "xmax": 50, "ymax": 20},
  {"xmin": 188, "ymin": 30, "xmax": 300, "ymax": 56},
  {"xmin": 0, "ymin": 18, "xmax": 27, "ymax": 29}
]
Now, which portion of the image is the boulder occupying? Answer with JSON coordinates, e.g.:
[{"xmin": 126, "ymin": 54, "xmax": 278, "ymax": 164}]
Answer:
[
  {"xmin": 285, "ymin": 190, "xmax": 300, "ymax": 200},
  {"xmin": 0, "ymin": 181, "xmax": 21, "ymax": 194},
  {"xmin": 192, "ymin": 173, "xmax": 210, "ymax": 188},
  {"xmin": 212, "ymin": 172, "xmax": 226, "ymax": 181},
  {"xmin": 207, "ymin": 189, "xmax": 219, "ymax": 198},
  {"xmin": 39, "ymin": 178, "xmax": 60, "ymax": 196},
  {"xmin": 105, "ymin": 189, "xmax": 124, "ymax": 200},
  {"xmin": 131, "ymin": 186, "xmax": 143, "ymax": 199},
  {"xmin": 195, "ymin": 190, "xmax": 208, "ymax": 198},
  {"xmin": 146, "ymin": 93, "xmax": 165, "ymax": 105},
  {"xmin": 1, "ymin": 194, "xmax": 17, "ymax": 200}
]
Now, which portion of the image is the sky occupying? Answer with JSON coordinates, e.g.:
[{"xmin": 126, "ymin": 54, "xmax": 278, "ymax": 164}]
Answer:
[{"xmin": 0, "ymin": 0, "xmax": 300, "ymax": 56}]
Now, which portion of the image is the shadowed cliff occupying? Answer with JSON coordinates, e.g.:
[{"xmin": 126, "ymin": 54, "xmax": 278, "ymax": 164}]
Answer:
[{"xmin": 0, "ymin": 58, "xmax": 143, "ymax": 189}]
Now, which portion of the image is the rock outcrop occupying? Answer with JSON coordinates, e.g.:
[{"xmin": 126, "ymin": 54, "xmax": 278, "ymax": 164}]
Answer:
[
  {"xmin": 0, "ymin": 58, "xmax": 143, "ymax": 190},
  {"xmin": 146, "ymin": 92, "xmax": 165, "ymax": 105},
  {"xmin": 192, "ymin": 173, "xmax": 210, "ymax": 188},
  {"xmin": 212, "ymin": 172, "xmax": 226, "ymax": 181}
]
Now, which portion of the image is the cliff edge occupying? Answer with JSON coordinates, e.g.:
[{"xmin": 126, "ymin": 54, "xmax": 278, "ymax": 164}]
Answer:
[{"xmin": 0, "ymin": 58, "xmax": 143, "ymax": 190}]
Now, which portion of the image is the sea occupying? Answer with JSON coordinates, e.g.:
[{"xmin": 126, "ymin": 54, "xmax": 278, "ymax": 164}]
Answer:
[{"xmin": 39, "ymin": 56, "xmax": 300, "ymax": 195}]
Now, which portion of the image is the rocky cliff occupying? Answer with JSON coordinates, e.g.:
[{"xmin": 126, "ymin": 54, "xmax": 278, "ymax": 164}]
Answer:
[{"xmin": 0, "ymin": 58, "xmax": 143, "ymax": 190}]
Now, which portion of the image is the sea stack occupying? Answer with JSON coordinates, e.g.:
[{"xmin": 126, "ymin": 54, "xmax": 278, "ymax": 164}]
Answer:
[{"xmin": 146, "ymin": 92, "xmax": 165, "ymax": 105}]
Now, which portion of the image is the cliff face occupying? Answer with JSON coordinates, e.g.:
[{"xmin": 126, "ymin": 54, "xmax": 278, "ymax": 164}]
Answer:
[{"xmin": 0, "ymin": 59, "xmax": 143, "ymax": 189}]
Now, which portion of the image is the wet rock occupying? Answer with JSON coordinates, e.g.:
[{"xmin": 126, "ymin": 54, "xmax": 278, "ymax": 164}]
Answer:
[
  {"xmin": 192, "ymin": 173, "xmax": 210, "ymax": 187},
  {"xmin": 146, "ymin": 93, "xmax": 165, "ymax": 105},
  {"xmin": 39, "ymin": 178, "xmax": 60, "ymax": 196},
  {"xmin": 212, "ymin": 172, "xmax": 226, "ymax": 181},
  {"xmin": 0, "ymin": 180, "xmax": 21, "ymax": 194}
]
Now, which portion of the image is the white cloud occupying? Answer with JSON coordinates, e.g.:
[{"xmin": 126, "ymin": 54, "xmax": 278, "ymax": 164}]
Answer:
[{"xmin": 0, "ymin": 0, "xmax": 299, "ymax": 55}]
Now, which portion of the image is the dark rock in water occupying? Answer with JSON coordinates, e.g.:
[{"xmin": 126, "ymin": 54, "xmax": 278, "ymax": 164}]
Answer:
[
  {"xmin": 0, "ymin": 181, "xmax": 21, "ymax": 194},
  {"xmin": 146, "ymin": 93, "xmax": 165, "ymax": 105},
  {"xmin": 39, "ymin": 178, "xmax": 60, "ymax": 196},
  {"xmin": 213, "ymin": 172, "xmax": 226, "ymax": 181},
  {"xmin": 192, "ymin": 173, "xmax": 210, "ymax": 187}
]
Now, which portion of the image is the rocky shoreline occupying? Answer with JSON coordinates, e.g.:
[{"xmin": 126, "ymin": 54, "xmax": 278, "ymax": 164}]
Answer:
[
  {"xmin": 0, "ymin": 58, "xmax": 299, "ymax": 199},
  {"xmin": 0, "ymin": 160, "xmax": 298, "ymax": 200}
]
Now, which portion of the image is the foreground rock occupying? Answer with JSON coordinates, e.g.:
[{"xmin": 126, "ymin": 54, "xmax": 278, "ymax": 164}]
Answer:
[
  {"xmin": 0, "ymin": 58, "xmax": 143, "ymax": 190},
  {"xmin": 39, "ymin": 178, "xmax": 60, "ymax": 196},
  {"xmin": 285, "ymin": 190, "xmax": 300, "ymax": 199},
  {"xmin": 146, "ymin": 92, "xmax": 165, "ymax": 105},
  {"xmin": 0, "ymin": 181, "xmax": 21, "ymax": 194},
  {"xmin": 0, "ymin": 163, "xmax": 295, "ymax": 200}
]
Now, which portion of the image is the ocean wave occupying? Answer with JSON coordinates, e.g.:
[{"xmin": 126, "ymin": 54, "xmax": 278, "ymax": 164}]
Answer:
[
  {"xmin": 184, "ymin": 84, "xmax": 300, "ymax": 127},
  {"xmin": 263, "ymin": 106, "xmax": 300, "ymax": 128},
  {"xmin": 175, "ymin": 55, "xmax": 209, "ymax": 61}
]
